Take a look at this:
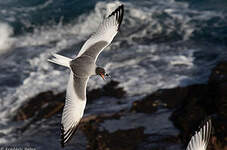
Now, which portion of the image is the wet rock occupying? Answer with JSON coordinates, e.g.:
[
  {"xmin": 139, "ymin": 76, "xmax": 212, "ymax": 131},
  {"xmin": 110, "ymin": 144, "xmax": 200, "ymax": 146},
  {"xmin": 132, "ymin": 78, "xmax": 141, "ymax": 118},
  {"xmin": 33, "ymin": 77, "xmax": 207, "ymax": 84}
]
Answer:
[
  {"xmin": 130, "ymin": 96, "xmax": 158, "ymax": 113},
  {"xmin": 169, "ymin": 61, "xmax": 227, "ymax": 149},
  {"xmin": 13, "ymin": 80, "xmax": 126, "ymax": 122},
  {"xmin": 216, "ymin": 82, "xmax": 227, "ymax": 118},
  {"xmin": 168, "ymin": 85, "xmax": 212, "ymax": 142},
  {"xmin": 208, "ymin": 62, "xmax": 227, "ymax": 148},
  {"xmin": 95, "ymin": 128, "xmax": 146, "ymax": 150},
  {"xmin": 209, "ymin": 61, "xmax": 227, "ymax": 85},
  {"xmin": 13, "ymin": 91, "xmax": 65, "ymax": 121},
  {"xmin": 131, "ymin": 84, "xmax": 208, "ymax": 114},
  {"xmin": 87, "ymin": 80, "xmax": 126, "ymax": 101},
  {"xmin": 80, "ymin": 110, "xmax": 181, "ymax": 150},
  {"xmin": 211, "ymin": 116, "xmax": 227, "ymax": 150},
  {"xmin": 170, "ymin": 99, "xmax": 207, "ymax": 141},
  {"xmin": 129, "ymin": 61, "xmax": 227, "ymax": 148},
  {"xmin": 160, "ymin": 84, "xmax": 209, "ymax": 109},
  {"xmin": 208, "ymin": 61, "xmax": 227, "ymax": 119},
  {"xmin": 80, "ymin": 113, "xmax": 146, "ymax": 150},
  {"xmin": 139, "ymin": 134, "xmax": 181, "ymax": 150}
]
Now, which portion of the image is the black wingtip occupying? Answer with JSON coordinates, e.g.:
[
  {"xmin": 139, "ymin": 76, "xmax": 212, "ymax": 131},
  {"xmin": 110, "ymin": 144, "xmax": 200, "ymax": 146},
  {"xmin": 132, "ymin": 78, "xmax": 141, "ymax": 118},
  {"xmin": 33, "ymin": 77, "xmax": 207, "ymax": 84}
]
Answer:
[
  {"xmin": 108, "ymin": 4, "xmax": 124, "ymax": 30},
  {"xmin": 198, "ymin": 116, "xmax": 212, "ymax": 131},
  {"xmin": 199, "ymin": 118, "xmax": 212, "ymax": 146},
  {"xmin": 60, "ymin": 124, "xmax": 65, "ymax": 148},
  {"xmin": 60, "ymin": 123, "xmax": 80, "ymax": 148}
]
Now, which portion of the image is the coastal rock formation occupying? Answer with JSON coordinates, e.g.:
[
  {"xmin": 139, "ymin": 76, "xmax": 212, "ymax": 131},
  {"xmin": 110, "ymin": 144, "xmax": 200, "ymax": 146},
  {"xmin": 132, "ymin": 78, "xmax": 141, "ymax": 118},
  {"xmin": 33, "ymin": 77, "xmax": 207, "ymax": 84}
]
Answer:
[
  {"xmin": 170, "ymin": 61, "xmax": 227, "ymax": 149},
  {"xmin": 13, "ymin": 80, "xmax": 126, "ymax": 122},
  {"xmin": 80, "ymin": 114, "xmax": 146, "ymax": 150},
  {"xmin": 129, "ymin": 61, "xmax": 227, "ymax": 149},
  {"xmin": 12, "ymin": 62, "xmax": 227, "ymax": 149}
]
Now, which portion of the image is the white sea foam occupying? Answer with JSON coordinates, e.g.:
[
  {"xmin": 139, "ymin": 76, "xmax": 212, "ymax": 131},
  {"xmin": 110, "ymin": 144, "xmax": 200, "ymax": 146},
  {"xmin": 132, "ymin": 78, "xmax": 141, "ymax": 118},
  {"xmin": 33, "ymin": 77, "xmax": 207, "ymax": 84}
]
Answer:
[
  {"xmin": 0, "ymin": 0, "xmax": 226, "ymax": 144},
  {"xmin": 0, "ymin": 1, "xmax": 123, "ymax": 125},
  {"xmin": 1, "ymin": 0, "xmax": 222, "ymax": 121},
  {"xmin": 0, "ymin": 23, "xmax": 15, "ymax": 54},
  {"xmin": 0, "ymin": 0, "xmax": 223, "ymax": 118},
  {"xmin": 16, "ymin": 0, "xmax": 53, "ymax": 12}
]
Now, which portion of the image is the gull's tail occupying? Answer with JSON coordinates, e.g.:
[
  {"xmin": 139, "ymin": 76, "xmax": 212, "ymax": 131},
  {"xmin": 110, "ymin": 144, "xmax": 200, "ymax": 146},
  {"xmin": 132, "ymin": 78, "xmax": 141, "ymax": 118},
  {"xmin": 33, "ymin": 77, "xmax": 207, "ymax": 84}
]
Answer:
[{"xmin": 48, "ymin": 53, "xmax": 72, "ymax": 68}]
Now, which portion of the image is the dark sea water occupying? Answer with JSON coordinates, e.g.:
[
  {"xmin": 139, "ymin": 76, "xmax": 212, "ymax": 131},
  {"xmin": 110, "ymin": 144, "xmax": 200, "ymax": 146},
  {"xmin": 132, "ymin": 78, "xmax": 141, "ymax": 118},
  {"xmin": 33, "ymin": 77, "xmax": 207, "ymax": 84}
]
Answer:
[{"xmin": 0, "ymin": 0, "xmax": 226, "ymax": 149}]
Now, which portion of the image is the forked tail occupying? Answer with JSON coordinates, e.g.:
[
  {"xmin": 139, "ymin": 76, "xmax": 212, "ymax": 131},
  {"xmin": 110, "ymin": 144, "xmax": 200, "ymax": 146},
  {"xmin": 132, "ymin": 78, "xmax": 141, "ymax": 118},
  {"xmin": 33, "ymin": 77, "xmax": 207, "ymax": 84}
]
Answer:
[{"xmin": 48, "ymin": 53, "xmax": 72, "ymax": 68}]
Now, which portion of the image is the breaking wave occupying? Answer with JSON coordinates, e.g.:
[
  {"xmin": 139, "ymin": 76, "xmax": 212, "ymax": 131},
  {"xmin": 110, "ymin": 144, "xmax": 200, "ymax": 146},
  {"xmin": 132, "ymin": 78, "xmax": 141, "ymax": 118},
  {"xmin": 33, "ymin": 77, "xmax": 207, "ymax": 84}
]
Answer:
[{"xmin": 0, "ymin": 0, "xmax": 226, "ymax": 145}]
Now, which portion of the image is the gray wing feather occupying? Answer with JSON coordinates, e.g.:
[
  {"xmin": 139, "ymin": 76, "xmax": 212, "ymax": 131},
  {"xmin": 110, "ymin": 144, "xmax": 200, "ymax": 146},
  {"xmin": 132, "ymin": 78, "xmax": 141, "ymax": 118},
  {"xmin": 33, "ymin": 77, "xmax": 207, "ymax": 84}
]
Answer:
[
  {"xmin": 61, "ymin": 71, "xmax": 88, "ymax": 147},
  {"xmin": 81, "ymin": 41, "xmax": 108, "ymax": 60},
  {"xmin": 76, "ymin": 5, "xmax": 124, "ymax": 62},
  {"xmin": 73, "ymin": 75, "xmax": 89, "ymax": 100}
]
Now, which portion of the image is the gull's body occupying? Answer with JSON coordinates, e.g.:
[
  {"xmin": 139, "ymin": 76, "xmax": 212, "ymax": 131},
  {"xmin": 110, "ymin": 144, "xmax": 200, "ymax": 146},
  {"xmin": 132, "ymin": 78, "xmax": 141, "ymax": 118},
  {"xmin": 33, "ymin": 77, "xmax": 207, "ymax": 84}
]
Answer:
[
  {"xmin": 186, "ymin": 119, "xmax": 212, "ymax": 150},
  {"xmin": 48, "ymin": 5, "xmax": 124, "ymax": 147}
]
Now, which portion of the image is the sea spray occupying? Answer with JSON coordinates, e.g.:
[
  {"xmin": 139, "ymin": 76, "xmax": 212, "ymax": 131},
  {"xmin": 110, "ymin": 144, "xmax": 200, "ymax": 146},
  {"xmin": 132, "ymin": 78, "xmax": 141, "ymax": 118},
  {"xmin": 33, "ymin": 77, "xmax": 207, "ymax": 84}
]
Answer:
[{"xmin": 0, "ymin": 23, "xmax": 15, "ymax": 54}]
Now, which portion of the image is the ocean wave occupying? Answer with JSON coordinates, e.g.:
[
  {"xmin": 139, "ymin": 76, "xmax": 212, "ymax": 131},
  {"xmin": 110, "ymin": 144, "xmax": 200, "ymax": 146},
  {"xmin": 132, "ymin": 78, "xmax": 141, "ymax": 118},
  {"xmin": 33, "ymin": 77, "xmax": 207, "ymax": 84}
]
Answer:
[
  {"xmin": 0, "ymin": 0, "xmax": 226, "ymax": 120},
  {"xmin": 0, "ymin": 23, "xmax": 15, "ymax": 54},
  {"xmin": 0, "ymin": 1, "xmax": 125, "ymax": 124},
  {"xmin": 0, "ymin": 0, "xmax": 227, "ymax": 144}
]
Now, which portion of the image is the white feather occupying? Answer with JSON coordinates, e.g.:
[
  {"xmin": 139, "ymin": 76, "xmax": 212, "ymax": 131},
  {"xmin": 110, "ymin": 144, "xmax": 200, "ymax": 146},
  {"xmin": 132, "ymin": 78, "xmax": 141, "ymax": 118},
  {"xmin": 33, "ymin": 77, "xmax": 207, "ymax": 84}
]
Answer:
[
  {"xmin": 61, "ymin": 71, "xmax": 88, "ymax": 144},
  {"xmin": 50, "ymin": 5, "xmax": 124, "ymax": 147},
  {"xmin": 186, "ymin": 120, "xmax": 212, "ymax": 150},
  {"xmin": 76, "ymin": 5, "xmax": 123, "ymax": 61},
  {"xmin": 48, "ymin": 53, "xmax": 72, "ymax": 68}
]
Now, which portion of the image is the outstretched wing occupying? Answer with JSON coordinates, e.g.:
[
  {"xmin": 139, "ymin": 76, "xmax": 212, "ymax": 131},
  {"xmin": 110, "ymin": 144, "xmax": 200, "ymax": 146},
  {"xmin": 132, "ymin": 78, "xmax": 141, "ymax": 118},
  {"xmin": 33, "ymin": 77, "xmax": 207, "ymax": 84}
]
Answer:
[
  {"xmin": 76, "ymin": 5, "xmax": 124, "ymax": 62},
  {"xmin": 61, "ymin": 71, "xmax": 89, "ymax": 147},
  {"xmin": 186, "ymin": 119, "xmax": 212, "ymax": 150}
]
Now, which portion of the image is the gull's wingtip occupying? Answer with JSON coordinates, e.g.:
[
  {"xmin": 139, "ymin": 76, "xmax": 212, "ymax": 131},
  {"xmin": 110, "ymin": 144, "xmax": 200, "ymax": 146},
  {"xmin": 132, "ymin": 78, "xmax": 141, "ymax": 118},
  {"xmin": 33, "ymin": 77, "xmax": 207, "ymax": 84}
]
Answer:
[
  {"xmin": 60, "ymin": 123, "xmax": 80, "ymax": 148},
  {"xmin": 60, "ymin": 124, "xmax": 65, "ymax": 148},
  {"xmin": 108, "ymin": 4, "xmax": 124, "ymax": 31},
  {"xmin": 186, "ymin": 118, "xmax": 212, "ymax": 150}
]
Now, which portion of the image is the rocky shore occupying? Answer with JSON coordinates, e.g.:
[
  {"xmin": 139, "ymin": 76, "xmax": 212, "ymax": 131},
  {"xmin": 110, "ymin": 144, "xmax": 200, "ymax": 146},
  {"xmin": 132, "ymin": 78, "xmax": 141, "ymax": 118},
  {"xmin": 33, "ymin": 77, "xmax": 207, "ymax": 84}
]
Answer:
[
  {"xmin": 12, "ymin": 61, "xmax": 227, "ymax": 150},
  {"xmin": 132, "ymin": 61, "xmax": 227, "ymax": 150}
]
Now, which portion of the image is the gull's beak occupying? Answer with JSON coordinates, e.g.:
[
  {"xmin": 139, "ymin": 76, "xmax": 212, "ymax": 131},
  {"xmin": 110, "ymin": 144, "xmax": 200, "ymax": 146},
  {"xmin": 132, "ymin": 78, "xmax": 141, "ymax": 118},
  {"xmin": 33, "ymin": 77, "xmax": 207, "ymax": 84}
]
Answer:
[{"xmin": 100, "ymin": 73, "xmax": 105, "ymax": 80}]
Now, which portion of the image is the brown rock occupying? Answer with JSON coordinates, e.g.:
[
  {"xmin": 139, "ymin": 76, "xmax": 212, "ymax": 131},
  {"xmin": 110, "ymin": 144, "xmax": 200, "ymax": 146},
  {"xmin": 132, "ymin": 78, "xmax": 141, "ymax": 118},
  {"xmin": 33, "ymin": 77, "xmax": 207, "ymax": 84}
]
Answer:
[
  {"xmin": 209, "ymin": 61, "xmax": 227, "ymax": 85},
  {"xmin": 87, "ymin": 80, "xmax": 126, "ymax": 101},
  {"xmin": 130, "ymin": 96, "xmax": 158, "ymax": 113},
  {"xmin": 80, "ymin": 113, "xmax": 146, "ymax": 150},
  {"xmin": 131, "ymin": 84, "xmax": 208, "ymax": 114},
  {"xmin": 13, "ymin": 80, "xmax": 126, "ymax": 122},
  {"xmin": 215, "ymin": 82, "xmax": 227, "ymax": 118},
  {"xmin": 169, "ymin": 61, "xmax": 227, "ymax": 149},
  {"xmin": 13, "ymin": 91, "xmax": 65, "ymax": 121},
  {"xmin": 208, "ymin": 61, "xmax": 227, "ymax": 147},
  {"xmin": 158, "ymin": 84, "xmax": 209, "ymax": 108},
  {"xmin": 95, "ymin": 128, "xmax": 145, "ymax": 150}
]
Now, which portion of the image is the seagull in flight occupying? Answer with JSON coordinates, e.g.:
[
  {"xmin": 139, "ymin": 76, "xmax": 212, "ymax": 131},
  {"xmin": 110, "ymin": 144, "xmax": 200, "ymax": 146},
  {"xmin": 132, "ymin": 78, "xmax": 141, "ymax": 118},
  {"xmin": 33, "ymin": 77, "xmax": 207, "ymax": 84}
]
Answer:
[
  {"xmin": 186, "ymin": 119, "xmax": 212, "ymax": 150},
  {"xmin": 48, "ymin": 5, "xmax": 124, "ymax": 147}
]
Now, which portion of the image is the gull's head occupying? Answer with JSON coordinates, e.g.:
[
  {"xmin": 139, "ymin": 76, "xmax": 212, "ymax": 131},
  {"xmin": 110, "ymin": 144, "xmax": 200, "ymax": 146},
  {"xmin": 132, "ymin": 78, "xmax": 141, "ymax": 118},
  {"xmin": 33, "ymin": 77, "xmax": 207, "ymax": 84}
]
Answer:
[{"xmin": 95, "ymin": 67, "xmax": 110, "ymax": 80}]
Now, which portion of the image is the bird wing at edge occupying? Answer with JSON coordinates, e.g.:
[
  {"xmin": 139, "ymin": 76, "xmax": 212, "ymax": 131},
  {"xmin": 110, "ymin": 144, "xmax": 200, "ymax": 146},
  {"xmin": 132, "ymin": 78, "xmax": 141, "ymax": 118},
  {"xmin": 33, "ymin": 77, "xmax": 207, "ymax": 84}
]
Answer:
[
  {"xmin": 60, "ymin": 71, "xmax": 89, "ymax": 147},
  {"xmin": 76, "ymin": 5, "xmax": 124, "ymax": 62},
  {"xmin": 186, "ymin": 119, "xmax": 212, "ymax": 150}
]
